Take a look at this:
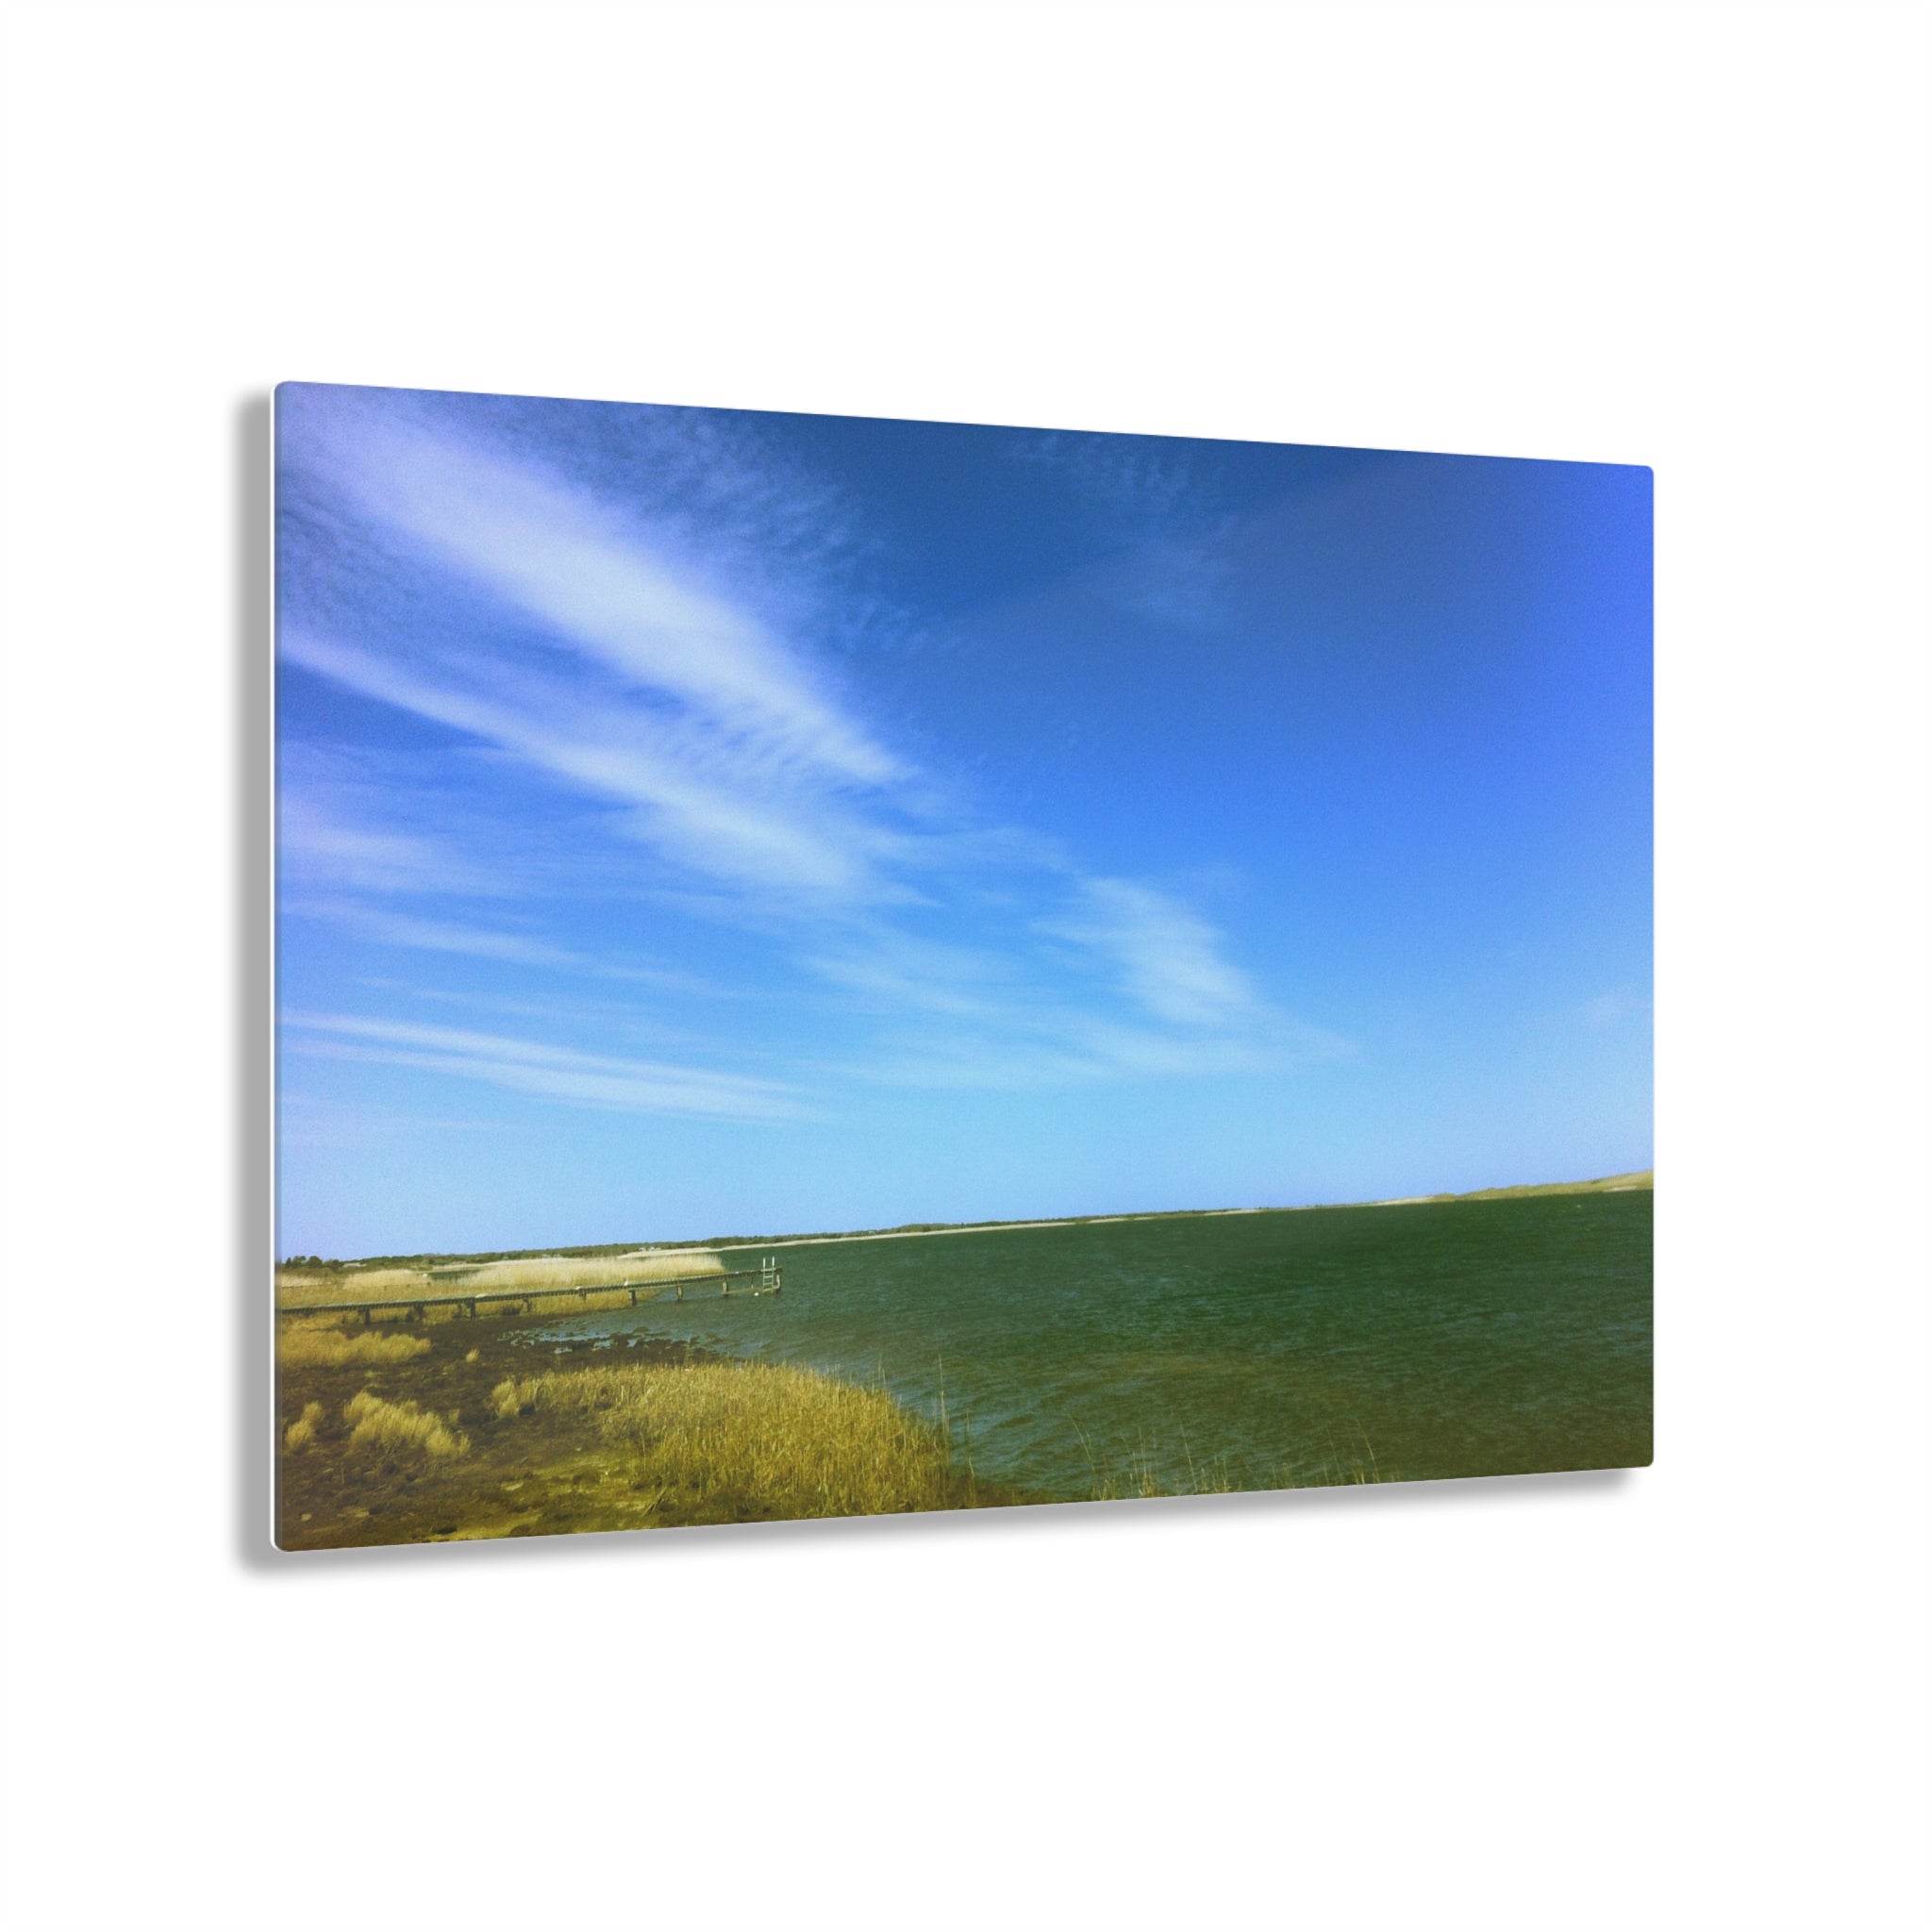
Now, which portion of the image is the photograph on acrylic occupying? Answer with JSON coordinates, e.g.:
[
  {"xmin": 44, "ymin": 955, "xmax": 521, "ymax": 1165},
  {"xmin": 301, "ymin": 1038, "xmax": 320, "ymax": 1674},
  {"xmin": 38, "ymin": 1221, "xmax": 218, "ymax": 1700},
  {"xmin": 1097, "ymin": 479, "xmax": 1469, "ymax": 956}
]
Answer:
[{"xmin": 274, "ymin": 383, "xmax": 1652, "ymax": 1549}]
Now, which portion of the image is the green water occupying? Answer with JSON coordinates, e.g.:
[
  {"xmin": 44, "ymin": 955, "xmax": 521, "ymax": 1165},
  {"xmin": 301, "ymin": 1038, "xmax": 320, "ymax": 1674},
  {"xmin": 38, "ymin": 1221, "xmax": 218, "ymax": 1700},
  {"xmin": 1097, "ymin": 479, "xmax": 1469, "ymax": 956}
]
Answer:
[{"xmin": 545, "ymin": 1191, "xmax": 1653, "ymax": 1497}]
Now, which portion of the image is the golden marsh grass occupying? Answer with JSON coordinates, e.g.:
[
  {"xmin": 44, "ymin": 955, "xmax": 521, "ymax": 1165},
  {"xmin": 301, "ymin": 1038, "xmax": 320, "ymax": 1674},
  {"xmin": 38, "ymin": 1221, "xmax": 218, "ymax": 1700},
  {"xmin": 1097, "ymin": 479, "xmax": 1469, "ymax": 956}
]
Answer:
[
  {"xmin": 453, "ymin": 1250, "xmax": 724, "ymax": 1294},
  {"xmin": 343, "ymin": 1391, "xmax": 470, "ymax": 1459},
  {"xmin": 277, "ymin": 1325, "xmax": 432, "ymax": 1369},
  {"xmin": 276, "ymin": 1265, "xmax": 433, "ymax": 1300},
  {"xmin": 500, "ymin": 1359, "xmax": 958, "ymax": 1519},
  {"xmin": 284, "ymin": 1401, "xmax": 325, "ymax": 1453}
]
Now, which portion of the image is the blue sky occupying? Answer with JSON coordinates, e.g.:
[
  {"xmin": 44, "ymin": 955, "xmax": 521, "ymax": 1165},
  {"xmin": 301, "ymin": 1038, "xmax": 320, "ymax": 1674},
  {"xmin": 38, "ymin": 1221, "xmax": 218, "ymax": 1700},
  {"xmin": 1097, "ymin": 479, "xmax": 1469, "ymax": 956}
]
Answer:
[{"xmin": 275, "ymin": 383, "xmax": 1651, "ymax": 1258}]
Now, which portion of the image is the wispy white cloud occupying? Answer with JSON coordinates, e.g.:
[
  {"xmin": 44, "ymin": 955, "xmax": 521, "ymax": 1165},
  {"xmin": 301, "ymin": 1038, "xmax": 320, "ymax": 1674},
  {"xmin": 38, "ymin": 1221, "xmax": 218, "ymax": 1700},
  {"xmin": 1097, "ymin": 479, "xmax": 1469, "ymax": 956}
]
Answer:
[
  {"xmin": 1015, "ymin": 429, "xmax": 1240, "ymax": 630},
  {"xmin": 802, "ymin": 928, "xmax": 1022, "ymax": 1021},
  {"xmin": 279, "ymin": 794, "xmax": 460, "ymax": 897},
  {"xmin": 1097, "ymin": 530, "xmax": 1239, "ymax": 631},
  {"xmin": 801, "ymin": 892, "xmax": 1347, "ymax": 1093},
  {"xmin": 292, "ymin": 408, "xmax": 900, "ymax": 783},
  {"xmin": 1043, "ymin": 878, "xmax": 1262, "ymax": 1028},
  {"xmin": 1017, "ymin": 429, "xmax": 1198, "ymax": 521},
  {"xmin": 286, "ymin": 899, "xmax": 710, "ymax": 991},
  {"xmin": 319, "ymin": 905, "xmax": 588, "ymax": 969},
  {"xmin": 276, "ymin": 760, "xmax": 520, "ymax": 901},
  {"xmin": 285, "ymin": 1012, "xmax": 808, "ymax": 1122},
  {"xmin": 1579, "ymin": 991, "xmax": 1649, "ymax": 1030},
  {"xmin": 278, "ymin": 624, "xmax": 897, "ymax": 904},
  {"xmin": 844, "ymin": 1006, "xmax": 1349, "ymax": 1091}
]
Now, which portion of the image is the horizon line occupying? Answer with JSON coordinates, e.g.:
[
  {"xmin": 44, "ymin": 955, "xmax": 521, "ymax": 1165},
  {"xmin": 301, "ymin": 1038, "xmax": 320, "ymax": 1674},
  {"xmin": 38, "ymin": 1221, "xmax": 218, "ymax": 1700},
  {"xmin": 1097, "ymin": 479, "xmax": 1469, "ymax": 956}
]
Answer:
[{"xmin": 285, "ymin": 1170, "xmax": 1654, "ymax": 1268}]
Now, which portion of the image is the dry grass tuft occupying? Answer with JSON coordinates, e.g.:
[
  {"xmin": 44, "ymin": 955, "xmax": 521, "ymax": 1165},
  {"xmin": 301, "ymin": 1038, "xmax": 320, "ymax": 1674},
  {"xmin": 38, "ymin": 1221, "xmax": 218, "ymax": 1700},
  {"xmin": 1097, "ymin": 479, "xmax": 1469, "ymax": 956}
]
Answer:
[
  {"xmin": 505, "ymin": 1360, "xmax": 956, "ymax": 1519},
  {"xmin": 343, "ymin": 1391, "xmax": 470, "ymax": 1460},
  {"xmin": 491, "ymin": 1377, "xmax": 541, "ymax": 1421},
  {"xmin": 284, "ymin": 1401, "xmax": 325, "ymax": 1454},
  {"xmin": 277, "ymin": 1325, "xmax": 432, "ymax": 1369}
]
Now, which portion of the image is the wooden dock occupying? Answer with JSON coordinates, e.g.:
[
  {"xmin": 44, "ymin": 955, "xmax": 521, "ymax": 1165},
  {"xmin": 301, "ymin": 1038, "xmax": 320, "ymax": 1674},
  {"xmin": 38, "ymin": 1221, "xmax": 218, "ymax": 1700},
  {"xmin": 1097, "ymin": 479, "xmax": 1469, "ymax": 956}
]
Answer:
[{"xmin": 276, "ymin": 1263, "xmax": 782, "ymax": 1324}]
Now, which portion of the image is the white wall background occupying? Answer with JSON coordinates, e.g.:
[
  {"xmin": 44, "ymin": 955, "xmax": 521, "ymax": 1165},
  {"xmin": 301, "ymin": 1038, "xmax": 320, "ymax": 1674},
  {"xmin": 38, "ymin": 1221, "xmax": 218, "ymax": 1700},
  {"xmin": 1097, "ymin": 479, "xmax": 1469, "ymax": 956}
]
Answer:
[{"xmin": 2, "ymin": 4, "xmax": 1926, "ymax": 1929}]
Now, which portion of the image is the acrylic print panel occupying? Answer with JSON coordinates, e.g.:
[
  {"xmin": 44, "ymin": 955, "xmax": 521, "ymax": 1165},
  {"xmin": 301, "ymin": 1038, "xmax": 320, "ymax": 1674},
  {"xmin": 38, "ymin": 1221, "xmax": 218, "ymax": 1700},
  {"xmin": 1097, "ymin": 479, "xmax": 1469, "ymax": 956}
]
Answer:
[{"xmin": 273, "ymin": 383, "xmax": 1652, "ymax": 1549}]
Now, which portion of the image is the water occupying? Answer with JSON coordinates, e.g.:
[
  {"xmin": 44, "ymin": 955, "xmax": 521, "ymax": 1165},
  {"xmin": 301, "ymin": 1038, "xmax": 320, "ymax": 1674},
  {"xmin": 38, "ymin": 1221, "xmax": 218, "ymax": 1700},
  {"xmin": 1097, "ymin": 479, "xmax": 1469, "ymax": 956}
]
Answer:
[{"xmin": 536, "ymin": 1192, "xmax": 1653, "ymax": 1497}]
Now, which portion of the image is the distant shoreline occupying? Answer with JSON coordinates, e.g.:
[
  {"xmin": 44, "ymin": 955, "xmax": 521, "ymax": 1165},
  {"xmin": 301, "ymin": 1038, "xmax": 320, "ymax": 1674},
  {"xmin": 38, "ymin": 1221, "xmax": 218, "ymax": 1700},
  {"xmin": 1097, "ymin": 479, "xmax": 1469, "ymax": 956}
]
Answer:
[
  {"xmin": 318, "ymin": 1171, "xmax": 1651, "ymax": 1272},
  {"xmin": 708, "ymin": 1171, "xmax": 1654, "ymax": 1255}
]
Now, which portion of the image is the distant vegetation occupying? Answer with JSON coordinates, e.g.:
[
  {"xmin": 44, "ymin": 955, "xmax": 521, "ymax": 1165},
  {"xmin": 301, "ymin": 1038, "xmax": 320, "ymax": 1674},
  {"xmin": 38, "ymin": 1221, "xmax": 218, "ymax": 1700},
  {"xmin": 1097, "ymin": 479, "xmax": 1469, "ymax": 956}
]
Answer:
[
  {"xmin": 457, "ymin": 1252, "xmax": 724, "ymax": 1295},
  {"xmin": 1387, "ymin": 1171, "xmax": 1653, "ymax": 1206},
  {"xmin": 275, "ymin": 1248, "xmax": 726, "ymax": 1324},
  {"xmin": 281, "ymin": 1239, "xmax": 734, "ymax": 1272}
]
